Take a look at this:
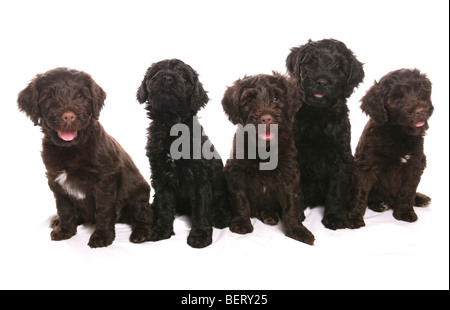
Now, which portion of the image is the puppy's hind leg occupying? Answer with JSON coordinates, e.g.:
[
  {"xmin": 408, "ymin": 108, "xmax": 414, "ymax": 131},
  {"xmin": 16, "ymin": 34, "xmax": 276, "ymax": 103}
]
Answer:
[
  {"xmin": 256, "ymin": 194, "xmax": 279, "ymax": 225},
  {"xmin": 50, "ymin": 215, "xmax": 60, "ymax": 228}
]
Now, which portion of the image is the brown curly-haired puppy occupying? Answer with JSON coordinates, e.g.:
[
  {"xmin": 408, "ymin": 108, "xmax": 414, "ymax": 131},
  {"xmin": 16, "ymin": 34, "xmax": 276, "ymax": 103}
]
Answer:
[
  {"xmin": 18, "ymin": 67, "xmax": 153, "ymax": 247},
  {"xmin": 347, "ymin": 68, "xmax": 433, "ymax": 228},
  {"xmin": 222, "ymin": 73, "xmax": 315, "ymax": 245}
]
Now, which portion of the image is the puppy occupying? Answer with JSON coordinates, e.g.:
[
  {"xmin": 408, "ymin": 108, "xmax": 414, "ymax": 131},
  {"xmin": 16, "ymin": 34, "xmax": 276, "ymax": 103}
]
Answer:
[
  {"xmin": 137, "ymin": 58, "xmax": 230, "ymax": 248},
  {"xmin": 17, "ymin": 67, "xmax": 153, "ymax": 248},
  {"xmin": 347, "ymin": 69, "xmax": 433, "ymax": 228},
  {"xmin": 222, "ymin": 73, "xmax": 315, "ymax": 245},
  {"xmin": 286, "ymin": 38, "xmax": 365, "ymax": 229}
]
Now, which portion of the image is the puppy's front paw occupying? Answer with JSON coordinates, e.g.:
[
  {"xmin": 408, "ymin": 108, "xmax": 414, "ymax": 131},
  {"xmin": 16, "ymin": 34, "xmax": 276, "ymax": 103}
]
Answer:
[
  {"xmin": 50, "ymin": 226, "xmax": 76, "ymax": 241},
  {"xmin": 393, "ymin": 209, "xmax": 418, "ymax": 223},
  {"xmin": 187, "ymin": 228, "xmax": 212, "ymax": 248},
  {"xmin": 229, "ymin": 218, "xmax": 253, "ymax": 235},
  {"xmin": 149, "ymin": 226, "xmax": 174, "ymax": 242},
  {"xmin": 88, "ymin": 231, "xmax": 115, "ymax": 248},
  {"xmin": 322, "ymin": 214, "xmax": 347, "ymax": 230}
]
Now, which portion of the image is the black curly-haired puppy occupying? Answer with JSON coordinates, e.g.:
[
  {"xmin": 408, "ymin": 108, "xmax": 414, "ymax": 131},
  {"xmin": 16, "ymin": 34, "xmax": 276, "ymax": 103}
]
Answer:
[
  {"xmin": 222, "ymin": 73, "xmax": 315, "ymax": 245},
  {"xmin": 348, "ymin": 69, "xmax": 433, "ymax": 228},
  {"xmin": 286, "ymin": 38, "xmax": 365, "ymax": 230},
  {"xmin": 18, "ymin": 67, "xmax": 153, "ymax": 248},
  {"xmin": 137, "ymin": 58, "xmax": 230, "ymax": 248}
]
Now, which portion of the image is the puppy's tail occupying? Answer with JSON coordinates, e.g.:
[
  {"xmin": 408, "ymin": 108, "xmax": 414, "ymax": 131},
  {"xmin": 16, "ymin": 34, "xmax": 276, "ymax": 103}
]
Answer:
[{"xmin": 415, "ymin": 192, "xmax": 431, "ymax": 207}]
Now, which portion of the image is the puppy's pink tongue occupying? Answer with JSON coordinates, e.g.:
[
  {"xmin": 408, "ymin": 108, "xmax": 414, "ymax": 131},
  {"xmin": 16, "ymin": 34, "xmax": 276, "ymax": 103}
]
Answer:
[
  {"xmin": 314, "ymin": 93, "xmax": 324, "ymax": 98},
  {"xmin": 259, "ymin": 132, "xmax": 272, "ymax": 140},
  {"xmin": 58, "ymin": 130, "xmax": 77, "ymax": 141},
  {"xmin": 415, "ymin": 121, "xmax": 425, "ymax": 127}
]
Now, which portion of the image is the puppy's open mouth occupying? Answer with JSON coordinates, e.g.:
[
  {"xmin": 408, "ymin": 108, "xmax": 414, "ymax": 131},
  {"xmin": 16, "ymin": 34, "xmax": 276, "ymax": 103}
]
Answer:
[
  {"xmin": 313, "ymin": 93, "xmax": 325, "ymax": 98},
  {"xmin": 58, "ymin": 130, "xmax": 78, "ymax": 141}
]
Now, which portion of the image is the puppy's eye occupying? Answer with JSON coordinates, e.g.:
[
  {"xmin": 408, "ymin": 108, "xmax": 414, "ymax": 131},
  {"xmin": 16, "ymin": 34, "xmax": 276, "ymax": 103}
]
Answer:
[
  {"xmin": 242, "ymin": 98, "xmax": 254, "ymax": 106},
  {"xmin": 273, "ymin": 96, "xmax": 278, "ymax": 102},
  {"xmin": 333, "ymin": 64, "xmax": 343, "ymax": 71}
]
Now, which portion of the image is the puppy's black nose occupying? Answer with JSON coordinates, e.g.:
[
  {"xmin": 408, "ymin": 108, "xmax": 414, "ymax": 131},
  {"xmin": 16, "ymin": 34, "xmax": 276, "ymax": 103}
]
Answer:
[
  {"xmin": 163, "ymin": 75, "xmax": 173, "ymax": 84},
  {"xmin": 316, "ymin": 78, "xmax": 329, "ymax": 87},
  {"xmin": 415, "ymin": 108, "xmax": 424, "ymax": 116}
]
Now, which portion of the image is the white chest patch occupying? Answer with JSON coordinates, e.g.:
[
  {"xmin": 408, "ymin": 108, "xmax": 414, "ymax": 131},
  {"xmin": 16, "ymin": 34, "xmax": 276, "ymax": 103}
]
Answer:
[
  {"xmin": 400, "ymin": 154, "xmax": 411, "ymax": 164},
  {"xmin": 55, "ymin": 170, "xmax": 86, "ymax": 200}
]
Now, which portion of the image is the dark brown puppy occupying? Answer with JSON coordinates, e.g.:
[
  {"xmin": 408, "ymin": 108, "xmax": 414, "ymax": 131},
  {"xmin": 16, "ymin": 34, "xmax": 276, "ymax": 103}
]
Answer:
[
  {"xmin": 18, "ymin": 67, "xmax": 152, "ymax": 247},
  {"xmin": 347, "ymin": 68, "xmax": 433, "ymax": 228},
  {"xmin": 222, "ymin": 73, "xmax": 315, "ymax": 245}
]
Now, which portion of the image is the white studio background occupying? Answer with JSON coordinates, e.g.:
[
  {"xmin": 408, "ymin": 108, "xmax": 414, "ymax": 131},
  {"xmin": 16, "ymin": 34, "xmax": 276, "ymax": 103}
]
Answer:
[{"xmin": 0, "ymin": 0, "xmax": 448, "ymax": 290}]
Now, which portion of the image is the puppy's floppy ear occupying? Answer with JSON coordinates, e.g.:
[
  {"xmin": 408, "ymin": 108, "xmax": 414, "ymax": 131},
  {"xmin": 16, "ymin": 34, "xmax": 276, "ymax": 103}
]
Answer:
[
  {"xmin": 344, "ymin": 55, "xmax": 365, "ymax": 98},
  {"xmin": 86, "ymin": 74, "xmax": 106, "ymax": 120},
  {"xmin": 18, "ymin": 76, "xmax": 41, "ymax": 126},
  {"xmin": 286, "ymin": 47, "xmax": 301, "ymax": 77},
  {"xmin": 190, "ymin": 75, "xmax": 209, "ymax": 113},
  {"xmin": 360, "ymin": 81, "xmax": 387, "ymax": 124},
  {"xmin": 285, "ymin": 40, "xmax": 311, "ymax": 79},
  {"xmin": 222, "ymin": 80, "xmax": 244, "ymax": 125},
  {"xmin": 136, "ymin": 69, "xmax": 149, "ymax": 104}
]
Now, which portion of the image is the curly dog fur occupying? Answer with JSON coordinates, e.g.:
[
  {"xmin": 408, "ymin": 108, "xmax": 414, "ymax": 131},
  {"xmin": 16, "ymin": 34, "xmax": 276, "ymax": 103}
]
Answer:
[
  {"xmin": 137, "ymin": 58, "xmax": 230, "ymax": 248},
  {"xmin": 18, "ymin": 67, "xmax": 153, "ymax": 248},
  {"xmin": 286, "ymin": 38, "xmax": 365, "ymax": 230},
  {"xmin": 222, "ymin": 73, "xmax": 315, "ymax": 245},
  {"xmin": 347, "ymin": 68, "xmax": 433, "ymax": 228}
]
